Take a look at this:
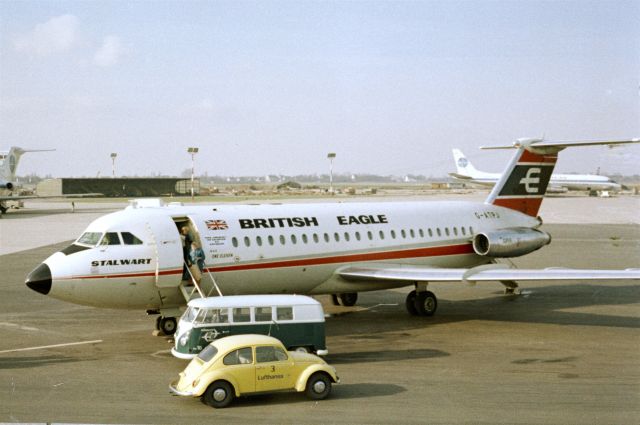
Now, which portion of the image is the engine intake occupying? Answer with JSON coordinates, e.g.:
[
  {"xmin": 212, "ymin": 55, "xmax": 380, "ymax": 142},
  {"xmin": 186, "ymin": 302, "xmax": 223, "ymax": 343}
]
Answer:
[
  {"xmin": 0, "ymin": 181, "xmax": 13, "ymax": 190},
  {"xmin": 473, "ymin": 227, "xmax": 551, "ymax": 258}
]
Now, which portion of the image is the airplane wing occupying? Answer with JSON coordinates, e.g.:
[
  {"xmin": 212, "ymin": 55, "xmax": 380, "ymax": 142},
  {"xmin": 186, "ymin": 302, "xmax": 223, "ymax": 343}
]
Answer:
[{"xmin": 338, "ymin": 264, "xmax": 640, "ymax": 284}]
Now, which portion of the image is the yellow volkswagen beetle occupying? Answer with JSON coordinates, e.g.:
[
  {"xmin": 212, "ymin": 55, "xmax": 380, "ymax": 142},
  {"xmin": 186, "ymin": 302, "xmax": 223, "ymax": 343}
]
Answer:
[{"xmin": 169, "ymin": 334, "xmax": 339, "ymax": 408}]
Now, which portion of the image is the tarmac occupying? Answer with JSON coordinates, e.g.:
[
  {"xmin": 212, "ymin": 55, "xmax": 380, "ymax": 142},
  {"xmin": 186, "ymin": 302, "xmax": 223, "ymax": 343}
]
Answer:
[{"xmin": 0, "ymin": 195, "xmax": 638, "ymax": 424}]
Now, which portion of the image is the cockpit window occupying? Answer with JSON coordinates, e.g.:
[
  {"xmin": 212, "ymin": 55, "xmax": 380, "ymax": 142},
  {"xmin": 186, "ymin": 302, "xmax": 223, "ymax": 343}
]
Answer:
[
  {"xmin": 100, "ymin": 232, "xmax": 121, "ymax": 245},
  {"xmin": 121, "ymin": 232, "xmax": 143, "ymax": 245},
  {"xmin": 77, "ymin": 232, "xmax": 103, "ymax": 246}
]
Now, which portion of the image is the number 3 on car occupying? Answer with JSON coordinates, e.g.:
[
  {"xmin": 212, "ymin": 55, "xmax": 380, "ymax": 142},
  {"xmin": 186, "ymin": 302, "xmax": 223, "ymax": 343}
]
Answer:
[{"xmin": 169, "ymin": 334, "xmax": 339, "ymax": 408}]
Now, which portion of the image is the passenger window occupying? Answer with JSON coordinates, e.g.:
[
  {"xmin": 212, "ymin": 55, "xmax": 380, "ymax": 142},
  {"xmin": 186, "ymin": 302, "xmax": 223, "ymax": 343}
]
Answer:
[
  {"xmin": 276, "ymin": 306, "xmax": 293, "ymax": 321},
  {"xmin": 334, "ymin": 232, "xmax": 340, "ymax": 242},
  {"xmin": 367, "ymin": 231, "xmax": 373, "ymax": 240},
  {"xmin": 268, "ymin": 235, "xmax": 274, "ymax": 245},
  {"xmin": 279, "ymin": 235, "xmax": 286, "ymax": 245},
  {"xmin": 101, "ymin": 232, "xmax": 121, "ymax": 245},
  {"xmin": 121, "ymin": 232, "xmax": 143, "ymax": 245},
  {"xmin": 401, "ymin": 229, "xmax": 406, "ymax": 238},
  {"xmin": 344, "ymin": 232, "xmax": 350, "ymax": 242},
  {"xmin": 419, "ymin": 229, "xmax": 424, "ymax": 238},
  {"xmin": 453, "ymin": 227, "xmax": 458, "ymax": 236},
  {"xmin": 244, "ymin": 236, "xmax": 251, "ymax": 247},
  {"xmin": 445, "ymin": 228, "xmax": 450, "ymax": 236},
  {"xmin": 256, "ymin": 345, "xmax": 287, "ymax": 363},
  {"xmin": 313, "ymin": 233, "xmax": 319, "ymax": 243},
  {"xmin": 291, "ymin": 234, "xmax": 297, "ymax": 244},
  {"xmin": 233, "ymin": 307, "xmax": 251, "ymax": 323},
  {"xmin": 232, "ymin": 237, "xmax": 238, "ymax": 248},
  {"xmin": 324, "ymin": 233, "xmax": 330, "ymax": 243},
  {"xmin": 390, "ymin": 230, "xmax": 396, "ymax": 239},
  {"xmin": 355, "ymin": 232, "xmax": 361, "ymax": 241},
  {"xmin": 255, "ymin": 307, "xmax": 272, "ymax": 322},
  {"xmin": 469, "ymin": 226, "xmax": 474, "ymax": 235},
  {"xmin": 428, "ymin": 228, "xmax": 433, "ymax": 237},
  {"xmin": 436, "ymin": 228, "xmax": 442, "ymax": 237},
  {"xmin": 379, "ymin": 230, "xmax": 385, "ymax": 240},
  {"xmin": 410, "ymin": 229, "xmax": 415, "ymax": 238},
  {"xmin": 223, "ymin": 347, "xmax": 253, "ymax": 365},
  {"xmin": 302, "ymin": 234, "xmax": 308, "ymax": 244},
  {"xmin": 256, "ymin": 236, "xmax": 263, "ymax": 246}
]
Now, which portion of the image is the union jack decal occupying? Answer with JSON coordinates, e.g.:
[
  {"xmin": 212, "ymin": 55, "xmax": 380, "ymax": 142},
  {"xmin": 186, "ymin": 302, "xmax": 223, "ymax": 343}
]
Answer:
[{"xmin": 205, "ymin": 220, "xmax": 228, "ymax": 230}]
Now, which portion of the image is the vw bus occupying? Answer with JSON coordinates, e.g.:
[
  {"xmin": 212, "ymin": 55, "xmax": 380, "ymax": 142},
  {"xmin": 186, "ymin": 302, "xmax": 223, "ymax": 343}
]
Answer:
[{"xmin": 171, "ymin": 295, "xmax": 327, "ymax": 359}]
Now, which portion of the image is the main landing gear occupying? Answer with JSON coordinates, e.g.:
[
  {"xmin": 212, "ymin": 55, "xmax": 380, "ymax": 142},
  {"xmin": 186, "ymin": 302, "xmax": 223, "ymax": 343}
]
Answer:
[
  {"xmin": 405, "ymin": 285, "xmax": 438, "ymax": 317},
  {"xmin": 331, "ymin": 292, "xmax": 358, "ymax": 307}
]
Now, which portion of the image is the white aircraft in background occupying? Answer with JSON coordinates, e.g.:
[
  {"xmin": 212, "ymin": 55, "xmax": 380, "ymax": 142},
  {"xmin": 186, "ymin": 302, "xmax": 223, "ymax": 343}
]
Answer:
[
  {"xmin": 0, "ymin": 146, "xmax": 56, "ymax": 214},
  {"xmin": 26, "ymin": 138, "xmax": 640, "ymax": 335},
  {"xmin": 449, "ymin": 148, "xmax": 624, "ymax": 194}
]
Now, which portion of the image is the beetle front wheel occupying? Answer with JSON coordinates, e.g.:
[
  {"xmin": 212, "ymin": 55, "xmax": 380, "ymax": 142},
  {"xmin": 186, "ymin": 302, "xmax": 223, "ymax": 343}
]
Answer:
[
  {"xmin": 305, "ymin": 373, "xmax": 331, "ymax": 400},
  {"xmin": 202, "ymin": 381, "xmax": 234, "ymax": 408}
]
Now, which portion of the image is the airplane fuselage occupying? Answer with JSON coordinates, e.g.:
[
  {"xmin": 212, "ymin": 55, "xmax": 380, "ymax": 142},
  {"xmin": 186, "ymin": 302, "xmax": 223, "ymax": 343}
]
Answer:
[{"xmin": 28, "ymin": 200, "xmax": 539, "ymax": 311}]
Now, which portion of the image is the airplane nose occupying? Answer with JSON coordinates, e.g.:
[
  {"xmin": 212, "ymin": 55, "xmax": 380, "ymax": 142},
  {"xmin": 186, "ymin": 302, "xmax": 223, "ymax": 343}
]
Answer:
[{"xmin": 25, "ymin": 263, "xmax": 52, "ymax": 295}]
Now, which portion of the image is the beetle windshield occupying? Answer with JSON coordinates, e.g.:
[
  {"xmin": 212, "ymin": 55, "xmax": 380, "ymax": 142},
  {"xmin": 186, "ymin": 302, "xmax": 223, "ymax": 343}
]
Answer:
[
  {"xmin": 77, "ymin": 232, "xmax": 103, "ymax": 247},
  {"xmin": 197, "ymin": 344, "xmax": 218, "ymax": 362}
]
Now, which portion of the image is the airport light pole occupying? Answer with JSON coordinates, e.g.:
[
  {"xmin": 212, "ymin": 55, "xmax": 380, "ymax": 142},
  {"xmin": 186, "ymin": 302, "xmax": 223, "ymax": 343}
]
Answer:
[
  {"xmin": 187, "ymin": 147, "xmax": 199, "ymax": 201},
  {"xmin": 110, "ymin": 153, "xmax": 117, "ymax": 178},
  {"xmin": 327, "ymin": 152, "xmax": 336, "ymax": 194}
]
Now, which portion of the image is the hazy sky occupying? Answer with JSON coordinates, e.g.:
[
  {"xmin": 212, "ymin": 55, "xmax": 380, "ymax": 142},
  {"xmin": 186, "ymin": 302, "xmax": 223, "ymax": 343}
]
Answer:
[{"xmin": 1, "ymin": 0, "xmax": 639, "ymax": 178}]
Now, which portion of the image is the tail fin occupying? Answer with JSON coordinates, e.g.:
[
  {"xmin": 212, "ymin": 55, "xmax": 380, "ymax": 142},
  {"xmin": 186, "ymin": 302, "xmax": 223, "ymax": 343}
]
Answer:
[
  {"xmin": 452, "ymin": 149, "xmax": 479, "ymax": 176},
  {"xmin": 0, "ymin": 147, "xmax": 55, "ymax": 188},
  {"xmin": 484, "ymin": 137, "xmax": 639, "ymax": 217}
]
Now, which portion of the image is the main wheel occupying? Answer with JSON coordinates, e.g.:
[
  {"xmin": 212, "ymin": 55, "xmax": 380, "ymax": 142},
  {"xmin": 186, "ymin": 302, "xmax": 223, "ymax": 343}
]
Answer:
[
  {"xmin": 159, "ymin": 317, "xmax": 177, "ymax": 335},
  {"xmin": 305, "ymin": 373, "xmax": 331, "ymax": 400},
  {"xmin": 202, "ymin": 381, "xmax": 234, "ymax": 408},
  {"xmin": 414, "ymin": 291, "xmax": 437, "ymax": 317},
  {"xmin": 405, "ymin": 290, "xmax": 418, "ymax": 316},
  {"xmin": 331, "ymin": 294, "xmax": 340, "ymax": 306},
  {"xmin": 339, "ymin": 292, "xmax": 358, "ymax": 307}
]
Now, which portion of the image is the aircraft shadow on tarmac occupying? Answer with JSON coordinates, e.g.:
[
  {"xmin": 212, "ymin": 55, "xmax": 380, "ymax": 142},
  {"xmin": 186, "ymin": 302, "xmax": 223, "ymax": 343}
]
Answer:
[{"xmin": 326, "ymin": 283, "xmax": 640, "ymax": 338}]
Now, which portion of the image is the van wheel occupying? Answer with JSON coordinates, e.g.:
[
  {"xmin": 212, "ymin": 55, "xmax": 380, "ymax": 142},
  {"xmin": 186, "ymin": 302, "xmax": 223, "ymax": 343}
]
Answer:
[
  {"xmin": 305, "ymin": 373, "xmax": 331, "ymax": 400},
  {"xmin": 159, "ymin": 317, "xmax": 177, "ymax": 335},
  {"xmin": 202, "ymin": 381, "xmax": 234, "ymax": 408}
]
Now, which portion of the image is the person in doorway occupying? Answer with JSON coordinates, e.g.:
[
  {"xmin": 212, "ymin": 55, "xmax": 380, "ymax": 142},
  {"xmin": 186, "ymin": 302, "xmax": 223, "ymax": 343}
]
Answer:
[
  {"xmin": 189, "ymin": 242, "xmax": 205, "ymax": 285},
  {"xmin": 180, "ymin": 226, "xmax": 192, "ymax": 280}
]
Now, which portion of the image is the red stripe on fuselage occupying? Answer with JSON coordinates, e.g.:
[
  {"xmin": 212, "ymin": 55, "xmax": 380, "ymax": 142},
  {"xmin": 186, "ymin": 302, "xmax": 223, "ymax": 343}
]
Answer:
[
  {"xmin": 67, "ymin": 243, "xmax": 475, "ymax": 280},
  {"xmin": 208, "ymin": 243, "xmax": 475, "ymax": 273}
]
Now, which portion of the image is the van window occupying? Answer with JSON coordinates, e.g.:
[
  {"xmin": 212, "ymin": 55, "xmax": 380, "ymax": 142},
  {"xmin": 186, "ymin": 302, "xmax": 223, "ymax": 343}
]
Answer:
[
  {"xmin": 223, "ymin": 347, "xmax": 253, "ymax": 365},
  {"xmin": 233, "ymin": 307, "xmax": 251, "ymax": 323},
  {"xmin": 255, "ymin": 307, "xmax": 272, "ymax": 322},
  {"xmin": 276, "ymin": 306, "xmax": 293, "ymax": 321},
  {"xmin": 201, "ymin": 308, "xmax": 228, "ymax": 324},
  {"xmin": 121, "ymin": 232, "xmax": 143, "ymax": 245},
  {"xmin": 256, "ymin": 346, "xmax": 288, "ymax": 363},
  {"xmin": 185, "ymin": 306, "xmax": 200, "ymax": 322}
]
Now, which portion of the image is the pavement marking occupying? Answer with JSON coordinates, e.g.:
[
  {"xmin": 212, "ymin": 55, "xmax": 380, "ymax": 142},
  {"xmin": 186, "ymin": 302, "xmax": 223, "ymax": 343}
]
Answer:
[
  {"xmin": 0, "ymin": 339, "xmax": 103, "ymax": 354},
  {"xmin": 0, "ymin": 322, "xmax": 40, "ymax": 332}
]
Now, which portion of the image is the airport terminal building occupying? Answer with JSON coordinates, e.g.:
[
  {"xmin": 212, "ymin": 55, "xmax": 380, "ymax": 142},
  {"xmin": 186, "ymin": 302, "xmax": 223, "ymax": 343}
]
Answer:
[{"xmin": 37, "ymin": 178, "xmax": 199, "ymax": 197}]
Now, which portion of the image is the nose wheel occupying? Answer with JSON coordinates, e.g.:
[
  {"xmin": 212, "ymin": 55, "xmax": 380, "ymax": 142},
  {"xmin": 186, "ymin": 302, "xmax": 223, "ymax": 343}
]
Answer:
[{"xmin": 155, "ymin": 316, "xmax": 177, "ymax": 335}]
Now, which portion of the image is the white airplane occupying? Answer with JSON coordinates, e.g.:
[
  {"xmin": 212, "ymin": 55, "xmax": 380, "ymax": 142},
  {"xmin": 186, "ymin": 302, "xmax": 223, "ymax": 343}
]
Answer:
[
  {"xmin": 0, "ymin": 146, "xmax": 56, "ymax": 214},
  {"xmin": 25, "ymin": 138, "xmax": 640, "ymax": 335},
  {"xmin": 449, "ymin": 148, "xmax": 623, "ymax": 194}
]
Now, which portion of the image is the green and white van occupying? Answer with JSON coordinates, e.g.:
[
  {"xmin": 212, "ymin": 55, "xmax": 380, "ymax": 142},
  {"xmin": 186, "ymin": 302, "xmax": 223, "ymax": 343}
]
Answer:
[{"xmin": 171, "ymin": 295, "xmax": 327, "ymax": 359}]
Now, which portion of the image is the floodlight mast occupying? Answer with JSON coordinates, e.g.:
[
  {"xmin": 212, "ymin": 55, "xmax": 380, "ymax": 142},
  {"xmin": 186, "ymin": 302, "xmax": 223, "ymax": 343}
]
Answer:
[
  {"xmin": 110, "ymin": 153, "xmax": 117, "ymax": 178},
  {"xmin": 187, "ymin": 147, "xmax": 199, "ymax": 201},
  {"xmin": 327, "ymin": 152, "xmax": 336, "ymax": 194}
]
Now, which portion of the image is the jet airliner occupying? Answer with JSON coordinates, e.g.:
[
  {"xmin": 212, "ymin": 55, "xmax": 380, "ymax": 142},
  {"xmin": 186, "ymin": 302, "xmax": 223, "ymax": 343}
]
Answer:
[
  {"xmin": 449, "ymin": 148, "xmax": 623, "ymax": 194},
  {"xmin": 25, "ymin": 138, "xmax": 640, "ymax": 335}
]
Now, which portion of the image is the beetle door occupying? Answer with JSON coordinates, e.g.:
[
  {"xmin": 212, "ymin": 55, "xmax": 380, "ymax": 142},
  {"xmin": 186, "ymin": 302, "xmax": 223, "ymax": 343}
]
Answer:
[
  {"xmin": 255, "ymin": 345, "xmax": 294, "ymax": 392},
  {"xmin": 221, "ymin": 347, "xmax": 255, "ymax": 394}
]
